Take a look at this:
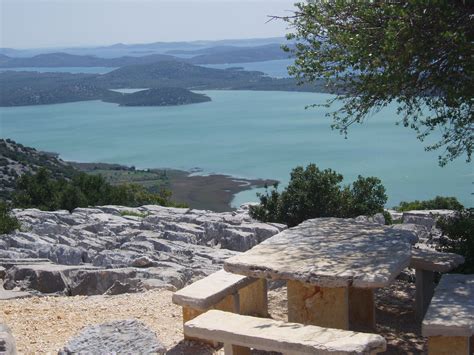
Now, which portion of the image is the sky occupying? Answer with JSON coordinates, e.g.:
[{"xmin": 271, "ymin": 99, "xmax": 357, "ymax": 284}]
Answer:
[{"xmin": 0, "ymin": 0, "xmax": 296, "ymax": 49}]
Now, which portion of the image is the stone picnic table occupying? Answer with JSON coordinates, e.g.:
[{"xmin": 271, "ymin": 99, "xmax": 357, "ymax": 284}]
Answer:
[{"xmin": 224, "ymin": 218, "xmax": 414, "ymax": 331}]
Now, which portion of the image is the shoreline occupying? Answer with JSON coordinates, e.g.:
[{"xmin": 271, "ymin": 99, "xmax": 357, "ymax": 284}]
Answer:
[{"xmin": 70, "ymin": 162, "xmax": 277, "ymax": 212}]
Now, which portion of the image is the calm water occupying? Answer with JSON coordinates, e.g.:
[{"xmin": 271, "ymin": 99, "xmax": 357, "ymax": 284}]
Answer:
[
  {"xmin": 0, "ymin": 90, "xmax": 472, "ymax": 208},
  {"xmin": 0, "ymin": 67, "xmax": 116, "ymax": 74},
  {"xmin": 202, "ymin": 59, "xmax": 293, "ymax": 78}
]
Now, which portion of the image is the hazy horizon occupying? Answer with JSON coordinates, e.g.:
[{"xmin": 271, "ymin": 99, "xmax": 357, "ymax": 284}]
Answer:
[{"xmin": 1, "ymin": 0, "xmax": 295, "ymax": 49}]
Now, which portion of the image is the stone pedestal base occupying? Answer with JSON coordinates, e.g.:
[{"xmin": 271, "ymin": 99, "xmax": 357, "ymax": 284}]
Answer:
[
  {"xmin": 428, "ymin": 336, "xmax": 470, "ymax": 355},
  {"xmin": 223, "ymin": 343, "xmax": 251, "ymax": 355},
  {"xmin": 415, "ymin": 269, "xmax": 434, "ymax": 321},
  {"xmin": 349, "ymin": 287, "xmax": 376, "ymax": 331},
  {"xmin": 239, "ymin": 278, "xmax": 268, "ymax": 317},
  {"xmin": 287, "ymin": 280, "xmax": 349, "ymax": 330}
]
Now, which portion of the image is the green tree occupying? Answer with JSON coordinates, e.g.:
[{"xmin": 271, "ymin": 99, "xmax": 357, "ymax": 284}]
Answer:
[
  {"xmin": 249, "ymin": 164, "xmax": 387, "ymax": 226},
  {"xmin": 437, "ymin": 209, "xmax": 474, "ymax": 273},
  {"xmin": 0, "ymin": 201, "xmax": 20, "ymax": 234},
  {"xmin": 283, "ymin": 1, "xmax": 473, "ymax": 166}
]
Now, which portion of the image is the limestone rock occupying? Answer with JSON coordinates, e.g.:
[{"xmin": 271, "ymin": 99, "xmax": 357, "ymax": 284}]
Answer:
[
  {"xmin": 59, "ymin": 319, "xmax": 166, "ymax": 354},
  {"xmin": 131, "ymin": 256, "xmax": 154, "ymax": 268},
  {"xmin": 2, "ymin": 205, "xmax": 285, "ymax": 296},
  {"xmin": 0, "ymin": 323, "xmax": 17, "ymax": 355}
]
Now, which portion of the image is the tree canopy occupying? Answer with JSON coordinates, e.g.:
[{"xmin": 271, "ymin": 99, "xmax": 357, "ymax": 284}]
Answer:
[
  {"xmin": 249, "ymin": 163, "xmax": 387, "ymax": 227},
  {"xmin": 283, "ymin": 1, "xmax": 473, "ymax": 166}
]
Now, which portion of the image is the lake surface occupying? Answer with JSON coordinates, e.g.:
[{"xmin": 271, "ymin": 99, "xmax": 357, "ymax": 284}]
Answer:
[
  {"xmin": 202, "ymin": 59, "xmax": 293, "ymax": 78},
  {"xmin": 0, "ymin": 90, "xmax": 472, "ymax": 208},
  {"xmin": 0, "ymin": 67, "xmax": 116, "ymax": 74}
]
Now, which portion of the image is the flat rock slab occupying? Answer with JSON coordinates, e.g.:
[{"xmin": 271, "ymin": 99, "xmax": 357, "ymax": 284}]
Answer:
[
  {"xmin": 172, "ymin": 269, "xmax": 255, "ymax": 310},
  {"xmin": 410, "ymin": 248, "xmax": 465, "ymax": 272},
  {"xmin": 185, "ymin": 310, "xmax": 386, "ymax": 354},
  {"xmin": 422, "ymin": 274, "xmax": 474, "ymax": 337},
  {"xmin": 0, "ymin": 289, "xmax": 33, "ymax": 300},
  {"xmin": 225, "ymin": 218, "xmax": 413, "ymax": 288},
  {"xmin": 59, "ymin": 319, "xmax": 166, "ymax": 354}
]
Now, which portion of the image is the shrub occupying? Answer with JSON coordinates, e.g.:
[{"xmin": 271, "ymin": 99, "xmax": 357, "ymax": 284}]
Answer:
[
  {"xmin": 249, "ymin": 164, "xmax": 387, "ymax": 227},
  {"xmin": 12, "ymin": 168, "xmax": 185, "ymax": 212},
  {"xmin": 395, "ymin": 196, "xmax": 464, "ymax": 212},
  {"xmin": 436, "ymin": 209, "xmax": 474, "ymax": 274},
  {"xmin": 0, "ymin": 201, "xmax": 20, "ymax": 234}
]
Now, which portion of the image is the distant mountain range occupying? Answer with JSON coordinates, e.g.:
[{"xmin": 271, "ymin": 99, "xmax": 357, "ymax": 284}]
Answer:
[
  {"xmin": 0, "ymin": 43, "xmax": 292, "ymax": 68},
  {"xmin": 0, "ymin": 37, "xmax": 288, "ymax": 58}
]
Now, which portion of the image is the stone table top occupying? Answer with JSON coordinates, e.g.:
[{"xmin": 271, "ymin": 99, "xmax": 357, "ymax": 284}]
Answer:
[
  {"xmin": 224, "ymin": 218, "xmax": 414, "ymax": 288},
  {"xmin": 422, "ymin": 274, "xmax": 474, "ymax": 337}
]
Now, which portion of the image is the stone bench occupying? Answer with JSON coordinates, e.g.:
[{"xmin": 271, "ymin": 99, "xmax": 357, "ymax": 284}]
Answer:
[
  {"xmin": 172, "ymin": 269, "xmax": 268, "ymax": 339},
  {"xmin": 185, "ymin": 310, "xmax": 387, "ymax": 355},
  {"xmin": 422, "ymin": 274, "xmax": 473, "ymax": 355},
  {"xmin": 409, "ymin": 248, "xmax": 465, "ymax": 320}
]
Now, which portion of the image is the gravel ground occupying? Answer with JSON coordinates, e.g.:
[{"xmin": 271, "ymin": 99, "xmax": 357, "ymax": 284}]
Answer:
[{"xmin": 1, "ymin": 280, "xmax": 427, "ymax": 354}]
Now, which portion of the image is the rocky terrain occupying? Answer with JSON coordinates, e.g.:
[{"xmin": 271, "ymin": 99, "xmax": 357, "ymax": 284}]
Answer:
[
  {"xmin": 0, "ymin": 204, "xmax": 285, "ymax": 298},
  {"xmin": 0, "ymin": 206, "xmax": 460, "ymax": 353}
]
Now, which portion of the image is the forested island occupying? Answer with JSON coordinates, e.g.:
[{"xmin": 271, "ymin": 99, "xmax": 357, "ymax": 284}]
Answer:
[{"xmin": 0, "ymin": 61, "xmax": 328, "ymax": 107}]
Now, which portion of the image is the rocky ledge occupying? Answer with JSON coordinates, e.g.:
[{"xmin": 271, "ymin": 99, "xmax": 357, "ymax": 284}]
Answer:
[{"xmin": 0, "ymin": 204, "xmax": 285, "ymax": 297}]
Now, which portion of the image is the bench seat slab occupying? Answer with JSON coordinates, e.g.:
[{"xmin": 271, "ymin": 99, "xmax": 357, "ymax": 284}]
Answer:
[
  {"xmin": 184, "ymin": 310, "xmax": 386, "ymax": 354},
  {"xmin": 422, "ymin": 274, "xmax": 473, "ymax": 338},
  {"xmin": 287, "ymin": 280, "xmax": 349, "ymax": 330},
  {"xmin": 173, "ymin": 270, "xmax": 257, "ymax": 310}
]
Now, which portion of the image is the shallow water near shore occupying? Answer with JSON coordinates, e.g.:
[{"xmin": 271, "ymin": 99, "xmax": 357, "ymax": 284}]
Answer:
[{"xmin": 0, "ymin": 90, "xmax": 472, "ymax": 208}]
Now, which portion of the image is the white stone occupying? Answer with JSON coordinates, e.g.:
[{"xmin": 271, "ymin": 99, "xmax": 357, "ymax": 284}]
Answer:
[
  {"xmin": 172, "ymin": 270, "xmax": 255, "ymax": 310},
  {"xmin": 225, "ymin": 218, "xmax": 412, "ymax": 288},
  {"xmin": 184, "ymin": 310, "xmax": 386, "ymax": 354},
  {"xmin": 422, "ymin": 274, "xmax": 474, "ymax": 337},
  {"xmin": 410, "ymin": 248, "xmax": 465, "ymax": 272}
]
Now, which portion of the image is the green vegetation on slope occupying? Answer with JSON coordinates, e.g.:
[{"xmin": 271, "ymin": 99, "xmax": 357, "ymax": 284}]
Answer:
[
  {"xmin": 437, "ymin": 209, "xmax": 474, "ymax": 274},
  {"xmin": 0, "ymin": 138, "xmax": 77, "ymax": 200},
  {"xmin": 13, "ymin": 168, "xmax": 185, "ymax": 212},
  {"xmin": 394, "ymin": 196, "xmax": 465, "ymax": 212},
  {"xmin": 0, "ymin": 139, "xmax": 185, "ymax": 211},
  {"xmin": 249, "ymin": 163, "xmax": 387, "ymax": 227},
  {"xmin": 0, "ymin": 202, "xmax": 20, "ymax": 234}
]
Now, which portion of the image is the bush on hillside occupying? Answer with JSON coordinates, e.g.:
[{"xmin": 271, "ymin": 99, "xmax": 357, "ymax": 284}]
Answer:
[
  {"xmin": 395, "ymin": 196, "xmax": 464, "ymax": 212},
  {"xmin": 0, "ymin": 201, "xmax": 20, "ymax": 234},
  {"xmin": 13, "ymin": 168, "xmax": 184, "ymax": 212},
  {"xmin": 249, "ymin": 164, "xmax": 387, "ymax": 227},
  {"xmin": 436, "ymin": 209, "xmax": 474, "ymax": 274}
]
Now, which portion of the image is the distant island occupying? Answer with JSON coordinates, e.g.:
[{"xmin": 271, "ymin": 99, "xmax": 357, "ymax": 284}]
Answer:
[
  {"xmin": 0, "ymin": 61, "xmax": 329, "ymax": 107},
  {"xmin": 0, "ymin": 43, "xmax": 290, "ymax": 68},
  {"xmin": 104, "ymin": 88, "xmax": 211, "ymax": 106}
]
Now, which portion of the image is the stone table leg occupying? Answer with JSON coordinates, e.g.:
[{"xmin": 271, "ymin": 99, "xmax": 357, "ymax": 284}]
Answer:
[
  {"xmin": 428, "ymin": 336, "xmax": 470, "ymax": 355},
  {"xmin": 415, "ymin": 269, "xmax": 434, "ymax": 321},
  {"xmin": 287, "ymin": 280, "xmax": 349, "ymax": 330},
  {"xmin": 349, "ymin": 287, "xmax": 376, "ymax": 331},
  {"xmin": 239, "ymin": 278, "xmax": 268, "ymax": 317},
  {"xmin": 224, "ymin": 343, "xmax": 251, "ymax": 355}
]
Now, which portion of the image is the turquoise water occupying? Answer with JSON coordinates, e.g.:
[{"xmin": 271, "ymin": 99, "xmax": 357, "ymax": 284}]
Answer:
[
  {"xmin": 201, "ymin": 59, "xmax": 293, "ymax": 78},
  {"xmin": 0, "ymin": 90, "xmax": 472, "ymax": 208},
  {"xmin": 0, "ymin": 67, "xmax": 116, "ymax": 74}
]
